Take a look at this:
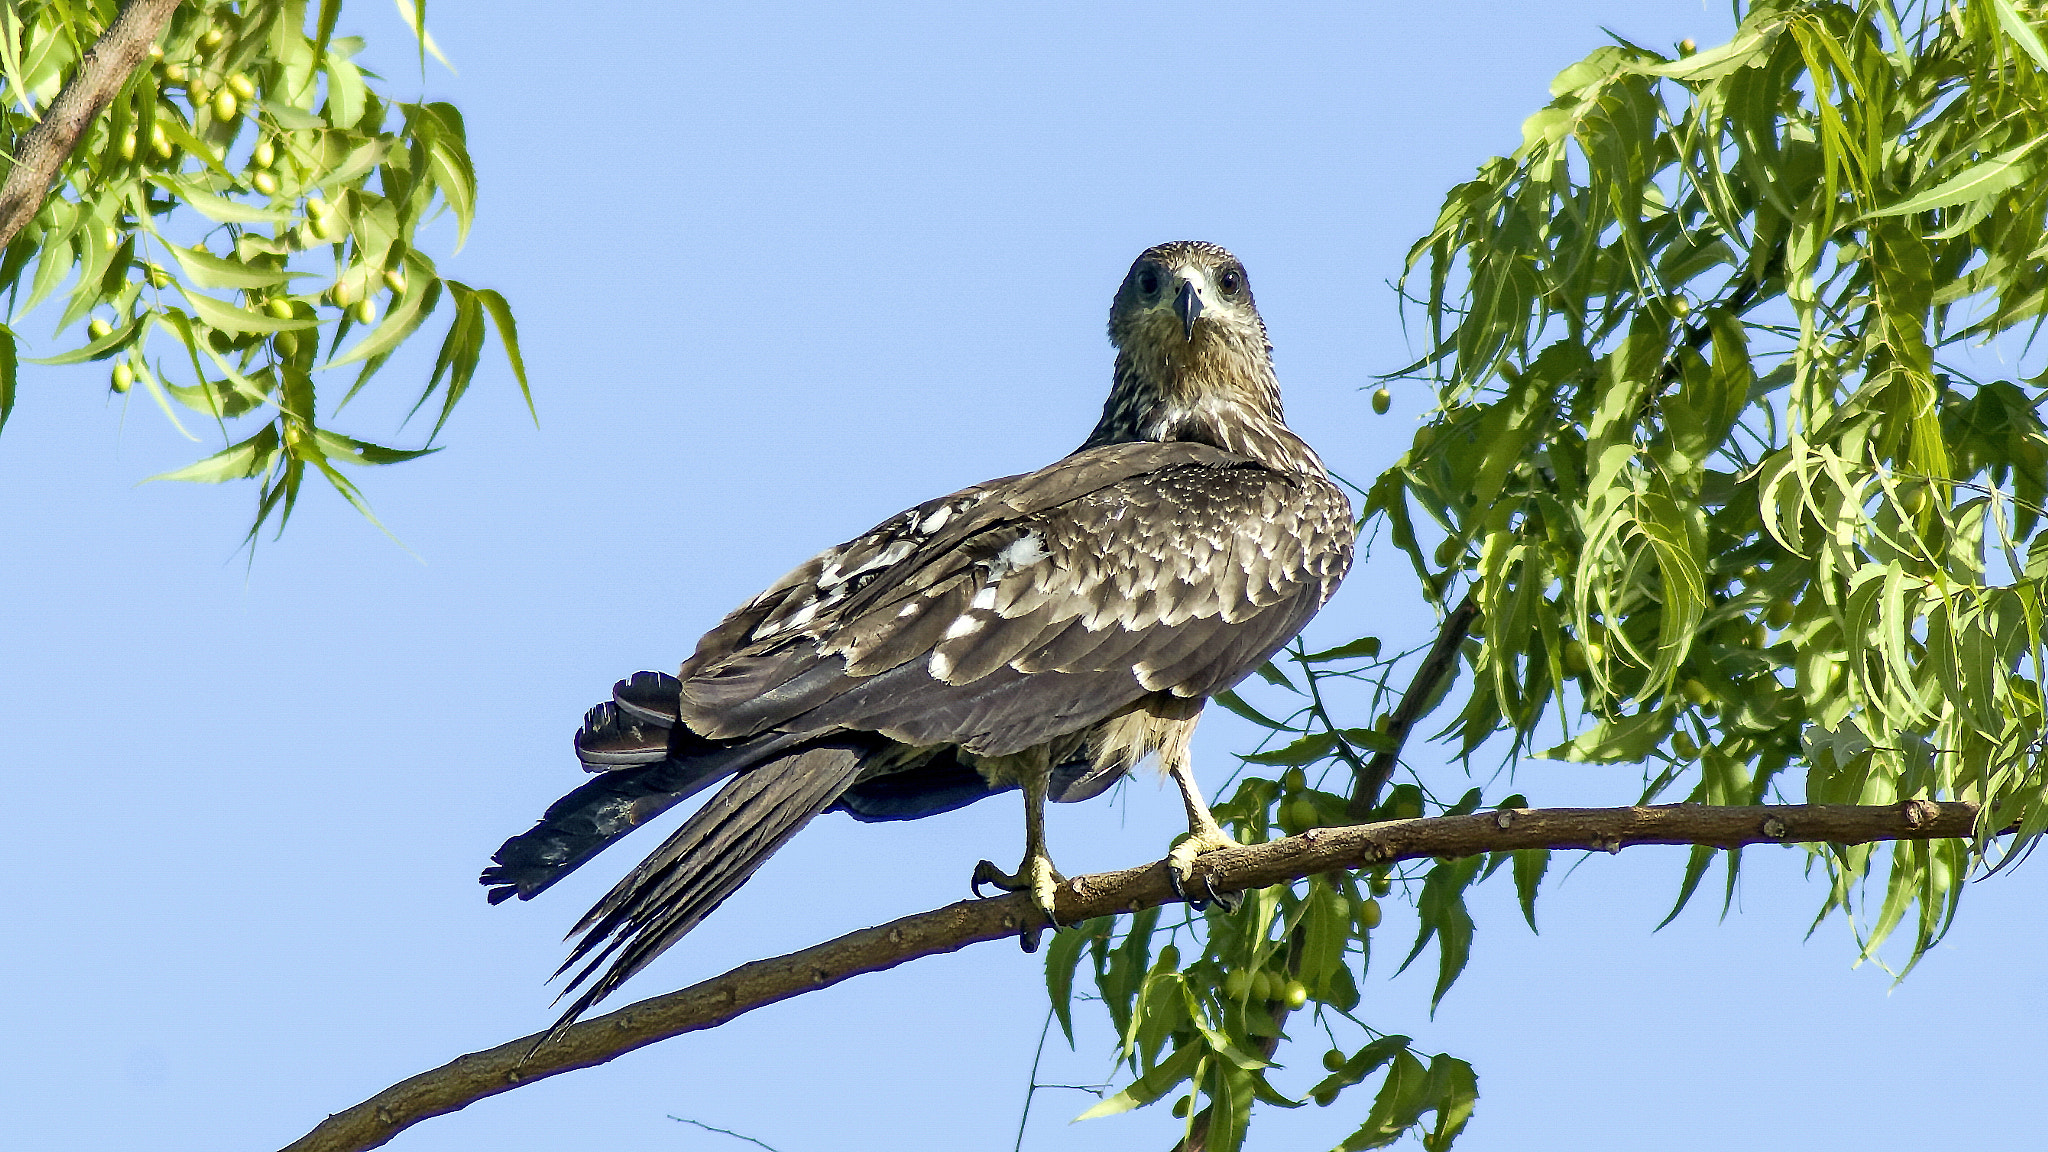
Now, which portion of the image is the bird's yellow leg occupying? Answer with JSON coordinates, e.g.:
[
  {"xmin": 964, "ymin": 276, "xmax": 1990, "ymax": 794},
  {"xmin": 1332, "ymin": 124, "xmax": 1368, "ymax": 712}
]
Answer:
[
  {"xmin": 970, "ymin": 749, "xmax": 1063, "ymax": 950},
  {"xmin": 1165, "ymin": 757, "xmax": 1243, "ymax": 912}
]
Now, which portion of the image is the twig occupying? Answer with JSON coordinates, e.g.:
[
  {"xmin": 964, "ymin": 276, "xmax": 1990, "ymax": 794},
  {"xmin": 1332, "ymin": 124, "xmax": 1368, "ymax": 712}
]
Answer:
[
  {"xmin": 281, "ymin": 799, "xmax": 1980, "ymax": 1152},
  {"xmin": 666, "ymin": 1116, "xmax": 783, "ymax": 1152},
  {"xmin": 1012, "ymin": 1009, "xmax": 1055, "ymax": 1152},
  {"xmin": 0, "ymin": 0, "xmax": 183, "ymax": 251}
]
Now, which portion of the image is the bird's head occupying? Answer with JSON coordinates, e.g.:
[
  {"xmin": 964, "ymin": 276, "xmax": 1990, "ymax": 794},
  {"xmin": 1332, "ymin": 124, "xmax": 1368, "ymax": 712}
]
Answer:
[
  {"xmin": 1108, "ymin": 241, "xmax": 1269, "ymax": 363},
  {"xmin": 1085, "ymin": 241, "xmax": 1314, "ymax": 470}
]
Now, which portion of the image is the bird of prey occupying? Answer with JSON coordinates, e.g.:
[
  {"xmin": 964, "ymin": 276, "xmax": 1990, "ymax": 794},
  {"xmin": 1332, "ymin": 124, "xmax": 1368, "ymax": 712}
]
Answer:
[{"xmin": 483, "ymin": 240, "xmax": 1356, "ymax": 1027}]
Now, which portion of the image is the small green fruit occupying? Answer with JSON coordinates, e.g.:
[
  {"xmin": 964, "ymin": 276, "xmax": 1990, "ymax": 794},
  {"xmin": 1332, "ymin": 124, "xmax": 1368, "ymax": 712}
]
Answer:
[
  {"xmin": 120, "ymin": 133, "xmax": 137, "ymax": 160},
  {"xmin": 1313, "ymin": 1087, "xmax": 1339, "ymax": 1107},
  {"xmin": 1223, "ymin": 969, "xmax": 1253, "ymax": 1000},
  {"xmin": 253, "ymin": 138, "xmax": 276, "ymax": 168},
  {"xmin": 351, "ymin": 299, "xmax": 376, "ymax": 325},
  {"xmin": 227, "ymin": 72, "xmax": 255, "ymax": 100},
  {"xmin": 1251, "ymin": 970, "xmax": 1275, "ymax": 1002},
  {"xmin": 200, "ymin": 27, "xmax": 225, "ymax": 49},
  {"xmin": 1899, "ymin": 482, "xmax": 1932, "ymax": 517},
  {"xmin": 1766, "ymin": 597, "xmax": 1795, "ymax": 630},
  {"xmin": 266, "ymin": 298, "xmax": 296, "ymax": 320},
  {"xmin": 1280, "ymin": 979, "xmax": 1309, "ymax": 1009},
  {"xmin": 382, "ymin": 268, "xmax": 408, "ymax": 295},
  {"xmin": 1280, "ymin": 767, "xmax": 1305, "ymax": 793},
  {"xmin": 1562, "ymin": 639, "xmax": 1589, "ymax": 675},
  {"xmin": 1672, "ymin": 731, "xmax": 1700, "ymax": 760},
  {"xmin": 111, "ymin": 362, "xmax": 134, "ymax": 392},
  {"xmin": 1286, "ymin": 797, "xmax": 1319, "ymax": 832},
  {"xmin": 273, "ymin": 331, "xmax": 298, "ymax": 360},
  {"xmin": 252, "ymin": 171, "xmax": 278, "ymax": 196},
  {"xmin": 1371, "ymin": 387, "xmax": 1391, "ymax": 415},
  {"xmin": 331, "ymin": 279, "xmax": 355, "ymax": 308},
  {"xmin": 87, "ymin": 318, "xmax": 113, "ymax": 340},
  {"xmin": 1360, "ymin": 897, "xmax": 1383, "ymax": 929},
  {"xmin": 212, "ymin": 89, "xmax": 238, "ymax": 121},
  {"xmin": 1681, "ymin": 678, "xmax": 1715, "ymax": 707},
  {"xmin": 1322, "ymin": 1048, "xmax": 1346, "ymax": 1072},
  {"xmin": 162, "ymin": 62, "xmax": 187, "ymax": 82},
  {"xmin": 306, "ymin": 195, "xmax": 331, "ymax": 217},
  {"xmin": 1369, "ymin": 872, "xmax": 1393, "ymax": 897}
]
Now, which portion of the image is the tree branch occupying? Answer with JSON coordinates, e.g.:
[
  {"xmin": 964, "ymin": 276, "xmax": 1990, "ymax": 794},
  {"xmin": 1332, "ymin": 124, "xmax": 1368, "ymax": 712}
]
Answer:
[
  {"xmin": 0, "ymin": 0, "xmax": 182, "ymax": 251},
  {"xmin": 1347, "ymin": 591, "xmax": 1479, "ymax": 815},
  {"xmin": 282, "ymin": 799, "xmax": 1980, "ymax": 1152}
]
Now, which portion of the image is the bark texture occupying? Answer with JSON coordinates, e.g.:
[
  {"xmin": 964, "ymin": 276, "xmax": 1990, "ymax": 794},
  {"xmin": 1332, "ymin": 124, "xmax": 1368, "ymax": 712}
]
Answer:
[{"xmin": 0, "ymin": 0, "xmax": 182, "ymax": 250}]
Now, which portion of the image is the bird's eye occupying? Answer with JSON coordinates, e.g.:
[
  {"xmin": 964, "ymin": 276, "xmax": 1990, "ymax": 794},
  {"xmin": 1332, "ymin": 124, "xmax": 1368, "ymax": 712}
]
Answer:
[
  {"xmin": 1218, "ymin": 268, "xmax": 1244, "ymax": 296},
  {"xmin": 1137, "ymin": 268, "xmax": 1161, "ymax": 297}
]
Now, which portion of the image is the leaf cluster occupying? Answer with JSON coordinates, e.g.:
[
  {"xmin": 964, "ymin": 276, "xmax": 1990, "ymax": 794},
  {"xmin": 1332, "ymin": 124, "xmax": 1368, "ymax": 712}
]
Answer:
[
  {"xmin": 1054, "ymin": 2, "xmax": 2048, "ymax": 1147},
  {"xmin": 0, "ymin": 0, "xmax": 527, "ymax": 542}
]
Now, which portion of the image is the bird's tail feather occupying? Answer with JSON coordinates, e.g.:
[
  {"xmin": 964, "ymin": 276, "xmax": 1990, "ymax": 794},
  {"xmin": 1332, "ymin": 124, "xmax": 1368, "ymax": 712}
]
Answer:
[
  {"xmin": 481, "ymin": 672, "xmax": 801, "ymax": 904},
  {"xmin": 546, "ymin": 740, "xmax": 871, "ymax": 1030}
]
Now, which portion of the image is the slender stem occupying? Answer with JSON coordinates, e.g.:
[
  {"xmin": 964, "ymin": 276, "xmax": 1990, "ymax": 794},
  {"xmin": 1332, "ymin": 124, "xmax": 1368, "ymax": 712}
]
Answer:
[{"xmin": 1346, "ymin": 593, "xmax": 1480, "ymax": 816}]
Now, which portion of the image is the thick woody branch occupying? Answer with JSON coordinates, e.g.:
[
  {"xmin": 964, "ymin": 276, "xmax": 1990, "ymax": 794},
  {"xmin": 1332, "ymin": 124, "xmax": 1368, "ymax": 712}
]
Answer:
[
  {"xmin": 0, "ymin": 0, "xmax": 182, "ymax": 250},
  {"xmin": 282, "ymin": 799, "xmax": 1980, "ymax": 1152}
]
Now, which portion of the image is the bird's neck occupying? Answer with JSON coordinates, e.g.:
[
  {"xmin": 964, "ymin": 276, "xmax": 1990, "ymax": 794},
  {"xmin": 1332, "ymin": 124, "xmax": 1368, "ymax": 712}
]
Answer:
[{"xmin": 1081, "ymin": 342, "xmax": 1328, "ymax": 476}]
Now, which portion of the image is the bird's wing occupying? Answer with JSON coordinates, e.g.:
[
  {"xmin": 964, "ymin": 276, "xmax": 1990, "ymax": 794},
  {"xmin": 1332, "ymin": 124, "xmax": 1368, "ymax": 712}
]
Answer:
[{"xmin": 675, "ymin": 442, "xmax": 1355, "ymax": 756}]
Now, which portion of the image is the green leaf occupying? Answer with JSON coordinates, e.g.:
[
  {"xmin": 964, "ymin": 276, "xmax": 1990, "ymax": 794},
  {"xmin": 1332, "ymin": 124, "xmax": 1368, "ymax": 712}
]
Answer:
[
  {"xmin": 29, "ymin": 312, "xmax": 149, "ymax": 365},
  {"xmin": 147, "ymin": 174, "xmax": 292, "ymax": 224},
  {"xmin": 327, "ymin": 274, "xmax": 442, "ymax": 370},
  {"xmin": 145, "ymin": 427, "xmax": 280, "ymax": 484},
  {"xmin": 1044, "ymin": 919, "xmax": 1099, "ymax": 1045},
  {"xmin": 1074, "ymin": 1045, "xmax": 1201, "ymax": 1121},
  {"xmin": 0, "ymin": 324, "xmax": 15, "ymax": 435},
  {"xmin": 1989, "ymin": 0, "xmax": 2048, "ymax": 73},
  {"xmin": 1180, "ymin": 983, "xmax": 1267, "ymax": 1072},
  {"xmin": 1241, "ymin": 730, "xmax": 1339, "ymax": 766},
  {"xmin": 1302, "ymin": 636, "xmax": 1383, "ymax": 661},
  {"xmin": 474, "ymin": 288, "xmax": 534, "ymax": 423},
  {"xmin": 1213, "ymin": 689, "xmax": 1287, "ymax": 730},
  {"xmin": 1253, "ymin": 660, "xmax": 1299, "ymax": 692},
  {"xmin": 1339, "ymin": 1050, "xmax": 1430, "ymax": 1151},
  {"xmin": 1866, "ymin": 137, "xmax": 2045, "ymax": 219},
  {"xmin": 1396, "ymin": 858, "xmax": 1480, "ymax": 1011},
  {"xmin": 309, "ymin": 429, "xmax": 440, "ymax": 467},
  {"xmin": 1423, "ymin": 1055, "xmax": 1480, "ymax": 1149},
  {"xmin": 162, "ymin": 240, "xmax": 302, "ymax": 291},
  {"xmin": 179, "ymin": 287, "xmax": 320, "ymax": 335},
  {"xmin": 1511, "ymin": 849, "xmax": 1547, "ymax": 932},
  {"xmin": 1536, "ymin": 711, "xmax": 1671, "ymax": 762}
]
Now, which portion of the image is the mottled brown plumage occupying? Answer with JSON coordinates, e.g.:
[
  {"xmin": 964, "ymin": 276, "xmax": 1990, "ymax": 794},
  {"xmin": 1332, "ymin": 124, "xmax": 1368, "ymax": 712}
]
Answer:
[{"xmin": 484, "ymin": 241, "xmax": 1355, "ymax": 1029}]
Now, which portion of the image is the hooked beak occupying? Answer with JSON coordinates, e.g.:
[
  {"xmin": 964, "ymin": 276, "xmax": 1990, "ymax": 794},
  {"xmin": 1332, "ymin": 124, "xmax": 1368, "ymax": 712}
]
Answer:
[{"xmin": 1173, "ymin": 279, "xmax": 1204, "ymax": 341}]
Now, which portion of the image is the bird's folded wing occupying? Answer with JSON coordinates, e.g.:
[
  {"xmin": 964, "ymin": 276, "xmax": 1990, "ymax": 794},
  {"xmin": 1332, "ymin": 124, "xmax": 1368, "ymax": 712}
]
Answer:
[{"xmin": 673, "ymin": 444, "xmax": 1355, "ymax": 756}]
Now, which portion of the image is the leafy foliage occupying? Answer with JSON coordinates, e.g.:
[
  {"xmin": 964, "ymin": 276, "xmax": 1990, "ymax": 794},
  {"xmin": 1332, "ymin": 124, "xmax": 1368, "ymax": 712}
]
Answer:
[
  {"xmin": 1054, "ymin": 1, "xmax": 2048, "ymax": 1146},
  {"xmin": 0, "ymin": 0, "xmax": 526, "ymax": 541}
]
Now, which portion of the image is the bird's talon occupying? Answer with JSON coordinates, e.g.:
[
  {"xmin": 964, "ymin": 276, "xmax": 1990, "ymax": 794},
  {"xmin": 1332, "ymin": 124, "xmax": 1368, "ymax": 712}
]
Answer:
[
  {"xmin": 1167, "ymin": 827, "xmax": 1243, "ymax": 913},
  {"xmin": 970, "ymin": 859, "xmax": 1008, "ymax": 899}
]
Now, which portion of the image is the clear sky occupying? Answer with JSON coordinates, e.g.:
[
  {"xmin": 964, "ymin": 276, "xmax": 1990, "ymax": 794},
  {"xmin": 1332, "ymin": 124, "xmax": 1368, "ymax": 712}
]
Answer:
[{"xmin": 5, "ymin": 3, "xmax": 2043, "ymax": 1150}]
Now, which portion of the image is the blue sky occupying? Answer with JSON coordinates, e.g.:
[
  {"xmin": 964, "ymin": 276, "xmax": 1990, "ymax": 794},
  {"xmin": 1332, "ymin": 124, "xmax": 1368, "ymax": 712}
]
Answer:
[{"xmin": 4, "ymin": 2, "xmax": 2043, "ymax": 1150}]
